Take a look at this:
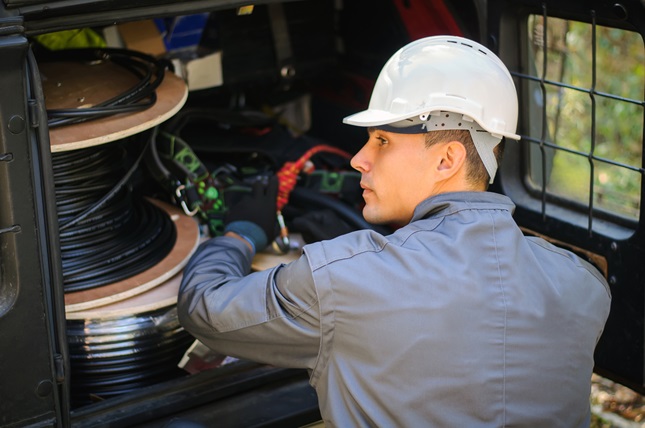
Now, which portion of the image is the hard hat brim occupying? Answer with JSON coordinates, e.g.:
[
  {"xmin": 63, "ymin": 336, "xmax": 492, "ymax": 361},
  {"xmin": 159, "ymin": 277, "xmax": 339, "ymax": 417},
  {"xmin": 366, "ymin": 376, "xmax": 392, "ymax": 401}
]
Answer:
[
  {"xmin": 343, "ymin": 108, "xmax": 521, "ymax": 141},
  {"xmin": 343, "ymin": 109, "xmax": 402, "ymax": 127}
]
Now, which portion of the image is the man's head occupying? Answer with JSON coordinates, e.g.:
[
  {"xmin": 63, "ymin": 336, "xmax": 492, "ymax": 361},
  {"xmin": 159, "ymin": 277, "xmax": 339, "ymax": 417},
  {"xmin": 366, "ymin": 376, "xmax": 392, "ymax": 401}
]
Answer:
[{"xmin": 344, "ymin": 35, "xmax": 519, "ymax": 225}]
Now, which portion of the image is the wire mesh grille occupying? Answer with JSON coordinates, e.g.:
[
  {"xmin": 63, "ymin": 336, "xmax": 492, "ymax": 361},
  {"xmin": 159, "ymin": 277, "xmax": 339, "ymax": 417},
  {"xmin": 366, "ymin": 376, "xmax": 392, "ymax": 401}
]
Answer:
[{"xmin": 512, "ymin": 3, "xmax": 645, "ymax": 235}]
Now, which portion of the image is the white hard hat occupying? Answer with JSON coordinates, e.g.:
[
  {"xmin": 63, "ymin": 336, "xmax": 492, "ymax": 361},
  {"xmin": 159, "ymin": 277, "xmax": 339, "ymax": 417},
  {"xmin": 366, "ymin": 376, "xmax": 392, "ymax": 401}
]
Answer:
[{"xmin": 344, "ymin": 35, "xmax": 520, "ymax": 182}]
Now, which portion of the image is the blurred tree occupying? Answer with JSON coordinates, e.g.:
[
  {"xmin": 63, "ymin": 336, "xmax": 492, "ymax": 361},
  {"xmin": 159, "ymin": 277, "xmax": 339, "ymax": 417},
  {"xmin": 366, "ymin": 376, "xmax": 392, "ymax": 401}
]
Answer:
[{"xmin": 528, "ymin": 16, "xmax": 644, "ymax": 220}]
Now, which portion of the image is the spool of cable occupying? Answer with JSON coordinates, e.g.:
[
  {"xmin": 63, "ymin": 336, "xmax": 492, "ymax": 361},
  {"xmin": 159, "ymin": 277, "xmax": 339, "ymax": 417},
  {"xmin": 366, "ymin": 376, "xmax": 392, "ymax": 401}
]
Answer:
[
  {"xmin": 66, "ymin": 305, "xmax": 193, "ymax": 406},
  {"xmin": 40, "ymin": 48, "xmax": 188, "ymax": 153},
  {"xmin": 39, "ymin": 47, "xmax": 196, "ymax": 405},
  {"xmin": 38, "ymin": 47, "xmax": 168, "ymax": 129},
  {"xmin": 52, "ymin": 140, "xmax": 177, "ymax": 293},
  {"xmin": 55, "ymin": 141, "xmax": 201, "ymax": 404},
  {"xmin": 54, "ymin": 140, "xmax": 199, "ymax": 405}
]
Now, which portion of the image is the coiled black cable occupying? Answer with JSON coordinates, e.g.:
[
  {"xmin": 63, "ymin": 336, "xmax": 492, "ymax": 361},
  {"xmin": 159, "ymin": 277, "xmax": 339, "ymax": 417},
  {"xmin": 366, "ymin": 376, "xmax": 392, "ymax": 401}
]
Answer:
[
  {"xmin": 67, "ymin": 306, "xmax": 193, "ymax": 406},
  {"xmin": 53, "ymin": 140, "xmax": 176, "ymax": 293},
  {"xmin": 40, "ymin": 48, "xmax": 168, "ymax": 128}
]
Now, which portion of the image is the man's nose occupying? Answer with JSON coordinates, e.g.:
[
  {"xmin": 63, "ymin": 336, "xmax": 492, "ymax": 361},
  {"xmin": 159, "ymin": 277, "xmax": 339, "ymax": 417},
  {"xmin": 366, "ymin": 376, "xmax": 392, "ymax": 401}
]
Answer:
[{"xmin": 350, "ymin": 144, "xmax": 369, "ymax": 173}]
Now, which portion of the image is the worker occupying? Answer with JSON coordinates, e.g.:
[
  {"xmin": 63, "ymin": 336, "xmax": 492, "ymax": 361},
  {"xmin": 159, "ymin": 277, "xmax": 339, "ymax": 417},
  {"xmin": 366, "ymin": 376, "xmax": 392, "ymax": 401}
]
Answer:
[{"xmin": 178, "ymin": 35, "xmax": 611, "ymax": 427}]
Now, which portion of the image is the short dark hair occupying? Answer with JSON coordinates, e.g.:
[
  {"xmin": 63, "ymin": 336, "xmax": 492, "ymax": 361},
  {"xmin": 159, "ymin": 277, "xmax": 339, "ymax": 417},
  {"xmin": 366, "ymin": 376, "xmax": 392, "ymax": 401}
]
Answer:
[{"xmin": 424, "ymin": 129, "xmax": 505, "ymax": 187}]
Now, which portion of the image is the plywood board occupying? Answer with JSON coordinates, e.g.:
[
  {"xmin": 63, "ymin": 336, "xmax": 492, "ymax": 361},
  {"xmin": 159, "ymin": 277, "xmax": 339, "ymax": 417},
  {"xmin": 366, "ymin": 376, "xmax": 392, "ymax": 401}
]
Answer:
[
  {"xmin": 41, "ymin": 61, "xmax": 187, "ymax": 152},
  {"xmin": 65, "ymin": 270, "xmax": 183, "ymax": 320},
  {"xmin": 64, "ymin": 199, "xmax": 200, "ymax": 312}
]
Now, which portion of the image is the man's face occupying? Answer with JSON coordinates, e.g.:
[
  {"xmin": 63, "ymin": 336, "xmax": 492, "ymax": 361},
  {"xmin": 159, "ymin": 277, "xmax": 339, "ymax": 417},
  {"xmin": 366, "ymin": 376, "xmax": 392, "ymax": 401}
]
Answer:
[{"xmin": 350, "ymin": 128, "xmax": 442, "ymax": 225}]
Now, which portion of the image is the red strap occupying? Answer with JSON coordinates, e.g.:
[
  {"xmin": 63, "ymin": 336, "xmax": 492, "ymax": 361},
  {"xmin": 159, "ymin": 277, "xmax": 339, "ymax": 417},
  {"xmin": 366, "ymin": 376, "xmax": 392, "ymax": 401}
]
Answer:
[{"xmin": 276, "ymin": 145, "xmax": 352, "ymax": 211}]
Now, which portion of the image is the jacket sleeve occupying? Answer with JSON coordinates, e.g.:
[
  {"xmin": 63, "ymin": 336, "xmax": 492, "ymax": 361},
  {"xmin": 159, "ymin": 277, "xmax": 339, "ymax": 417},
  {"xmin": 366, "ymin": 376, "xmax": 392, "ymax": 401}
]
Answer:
[{"xmin": 177, "ymin": 236, "xmax": 321, "ymax": 370}]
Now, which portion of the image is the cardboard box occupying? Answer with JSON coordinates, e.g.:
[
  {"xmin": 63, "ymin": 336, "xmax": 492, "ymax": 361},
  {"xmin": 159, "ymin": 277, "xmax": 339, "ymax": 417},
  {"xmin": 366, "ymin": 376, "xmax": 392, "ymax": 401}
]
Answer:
[
  {"xmin": 171, "ymin": 51, "xmax": 223, "ymax": 91},
  {"xmin": 117, "ymin": 20, "xmax": 166, "ymax": 57}
]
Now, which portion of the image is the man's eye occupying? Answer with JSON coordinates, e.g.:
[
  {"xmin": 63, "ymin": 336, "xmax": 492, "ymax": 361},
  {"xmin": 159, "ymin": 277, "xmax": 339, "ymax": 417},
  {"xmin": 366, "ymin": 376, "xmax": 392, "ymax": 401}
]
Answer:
[{"xmin": 377, "ymin": 137, "xmax": 388, "ymax": 146}]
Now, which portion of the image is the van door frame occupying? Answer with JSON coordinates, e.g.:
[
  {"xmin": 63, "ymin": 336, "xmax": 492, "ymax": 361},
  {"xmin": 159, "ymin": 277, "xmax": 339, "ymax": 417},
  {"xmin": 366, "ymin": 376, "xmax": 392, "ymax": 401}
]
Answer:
[{"xmin": 0, "ymin": 16, "xmax": 70, "ymax": 427}]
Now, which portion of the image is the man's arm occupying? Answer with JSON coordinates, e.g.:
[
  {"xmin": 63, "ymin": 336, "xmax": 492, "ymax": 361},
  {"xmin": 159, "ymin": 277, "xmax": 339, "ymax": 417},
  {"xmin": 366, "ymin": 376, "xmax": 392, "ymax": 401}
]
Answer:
[{"xmin": 177, "ymin": 235, "xmax": 321, "ymax": 370}]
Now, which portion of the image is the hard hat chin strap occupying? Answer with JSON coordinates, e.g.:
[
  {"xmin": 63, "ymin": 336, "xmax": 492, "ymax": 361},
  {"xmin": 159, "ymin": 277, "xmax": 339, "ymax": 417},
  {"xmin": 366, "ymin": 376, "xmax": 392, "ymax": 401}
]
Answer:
[{"xmin": 470, "ymin": 129, "xmax": 502, "ymax": 184}]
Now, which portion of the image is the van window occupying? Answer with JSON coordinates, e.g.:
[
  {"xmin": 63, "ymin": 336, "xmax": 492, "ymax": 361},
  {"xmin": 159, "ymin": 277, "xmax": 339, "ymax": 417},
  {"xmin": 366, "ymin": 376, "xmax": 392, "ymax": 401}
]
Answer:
[{"xmin": 521, "ymin": 14, "xmax": 644, "ymax": 230}]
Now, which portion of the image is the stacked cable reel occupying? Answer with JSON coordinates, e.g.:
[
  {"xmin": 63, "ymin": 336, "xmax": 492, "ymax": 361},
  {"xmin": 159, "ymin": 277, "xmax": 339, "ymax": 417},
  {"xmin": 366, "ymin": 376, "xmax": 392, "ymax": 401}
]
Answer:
[{"xmin": 40, "ymin": 47, "xmax": 199, "ymax": 406}]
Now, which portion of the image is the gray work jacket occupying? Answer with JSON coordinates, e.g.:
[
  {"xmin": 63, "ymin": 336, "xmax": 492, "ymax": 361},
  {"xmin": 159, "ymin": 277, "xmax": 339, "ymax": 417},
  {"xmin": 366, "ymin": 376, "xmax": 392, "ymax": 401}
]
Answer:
[{"xmin": 178, "ymin": 191, "xmax": 611, "ymax": 427}]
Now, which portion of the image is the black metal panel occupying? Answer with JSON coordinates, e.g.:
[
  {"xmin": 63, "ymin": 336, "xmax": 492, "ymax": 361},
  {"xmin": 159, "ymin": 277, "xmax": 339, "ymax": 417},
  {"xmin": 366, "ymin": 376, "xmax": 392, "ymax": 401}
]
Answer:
[
  {"xmin": 70, "ymin": 362, "xmax": 320, "ymax": 427},
  {"xmin": 3, "ymin": 0, "xmax": 299, "ymax": 37},
  {"xmin": 0, "ymin": 19, "xmax": 66, "ymax": 427}
]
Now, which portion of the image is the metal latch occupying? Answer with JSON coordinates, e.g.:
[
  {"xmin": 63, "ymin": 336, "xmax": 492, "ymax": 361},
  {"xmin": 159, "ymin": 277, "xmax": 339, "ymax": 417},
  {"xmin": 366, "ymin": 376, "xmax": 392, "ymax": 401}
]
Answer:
[
  {"xmin": 175, "ymin": 184, "xmax": 199, "ymax": 216},
  {"xmin": 0, "ymin": 225, "xmax": 20, "ymax": 236},
  {"xmin": 0, "ymin": 16, "xmax": 25, "ymax": 36}
]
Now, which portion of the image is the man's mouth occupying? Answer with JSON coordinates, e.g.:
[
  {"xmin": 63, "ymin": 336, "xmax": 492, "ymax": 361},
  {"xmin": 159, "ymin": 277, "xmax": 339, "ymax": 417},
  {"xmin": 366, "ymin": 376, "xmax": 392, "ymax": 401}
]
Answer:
[{"xmin": 360, "ymin": 182, "xmax": 373, "ymax": 197}]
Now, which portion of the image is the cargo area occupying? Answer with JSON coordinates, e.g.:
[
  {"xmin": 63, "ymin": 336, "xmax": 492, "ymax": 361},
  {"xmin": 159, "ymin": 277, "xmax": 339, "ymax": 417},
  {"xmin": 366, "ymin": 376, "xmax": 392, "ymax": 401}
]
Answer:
[
  {"xmin": 0, "ymin": 0, "xmax": 644, "ymax": 426},
  {"xmin": 1, "ymin": 1, "xmax": 479, "ymax": 426},
  {"xmin": 43, "ymin": 0, "xmax": 467, "ymax": 409}
]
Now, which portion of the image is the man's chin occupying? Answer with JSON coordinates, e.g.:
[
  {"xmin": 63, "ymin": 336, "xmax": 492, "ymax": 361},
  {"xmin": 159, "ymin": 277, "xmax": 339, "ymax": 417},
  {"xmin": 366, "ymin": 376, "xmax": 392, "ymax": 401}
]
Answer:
[{"xmin": 362, "ymin": 207, "xmax": 387, "ymax": 225}]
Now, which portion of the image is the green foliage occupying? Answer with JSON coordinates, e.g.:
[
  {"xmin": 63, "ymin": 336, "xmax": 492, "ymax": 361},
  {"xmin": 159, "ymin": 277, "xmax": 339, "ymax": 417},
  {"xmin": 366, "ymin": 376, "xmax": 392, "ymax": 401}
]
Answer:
[{"xmin": 528, "ymin": 16, "xmax": 644, "ymax": 219}]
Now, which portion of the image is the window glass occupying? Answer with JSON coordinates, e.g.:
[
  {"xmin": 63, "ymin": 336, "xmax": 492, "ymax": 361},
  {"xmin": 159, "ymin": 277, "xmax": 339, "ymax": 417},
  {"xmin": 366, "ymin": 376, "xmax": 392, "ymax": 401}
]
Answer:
[{"xmin": 525, "ymin": 15, "xmax": 644, "ymax": 222}]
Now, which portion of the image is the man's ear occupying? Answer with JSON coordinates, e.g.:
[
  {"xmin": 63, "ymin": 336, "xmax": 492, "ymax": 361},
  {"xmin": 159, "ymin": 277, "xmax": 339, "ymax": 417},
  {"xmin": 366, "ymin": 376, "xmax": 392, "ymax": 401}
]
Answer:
[{"xmin": 436, "ymin": 141, "xmax": 467, "ymax": 177}]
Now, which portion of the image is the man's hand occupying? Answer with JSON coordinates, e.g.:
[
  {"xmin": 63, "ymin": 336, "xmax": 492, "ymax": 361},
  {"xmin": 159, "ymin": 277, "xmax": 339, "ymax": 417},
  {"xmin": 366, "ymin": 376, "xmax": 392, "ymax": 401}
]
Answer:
[{"xmin": 224, "ymin": 175, "xmax": 279, "ymax": 251}]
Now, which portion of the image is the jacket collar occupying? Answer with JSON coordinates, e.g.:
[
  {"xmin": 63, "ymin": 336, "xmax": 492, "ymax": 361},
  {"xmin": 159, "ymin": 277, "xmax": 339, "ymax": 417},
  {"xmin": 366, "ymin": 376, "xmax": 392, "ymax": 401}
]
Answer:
[{"xmin": 410, "ymin": 191, "xmax": 516, "ymax": 222}]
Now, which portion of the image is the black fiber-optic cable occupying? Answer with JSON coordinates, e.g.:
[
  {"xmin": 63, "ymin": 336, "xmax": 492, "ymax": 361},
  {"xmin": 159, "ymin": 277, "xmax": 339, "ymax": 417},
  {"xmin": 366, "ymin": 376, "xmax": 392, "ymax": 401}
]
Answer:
[
  {"xmin": 40, "ymin": 48, "xmax": 168, "ymax": 128},
  {"xmin": 66, "ymin": 306, "xmax": 192, "ymax": 406},
  {"xmin": 52, "ymin": 140, "xmax": 176, "ymax": 293}
]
